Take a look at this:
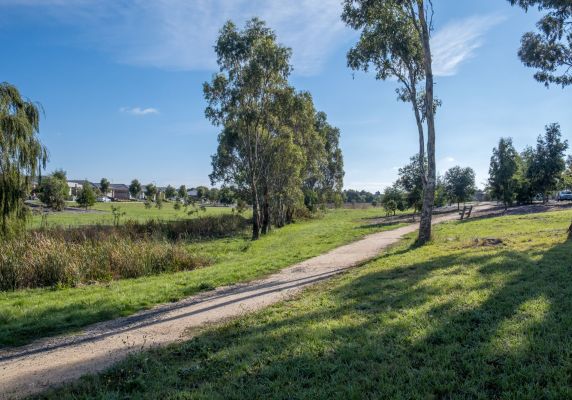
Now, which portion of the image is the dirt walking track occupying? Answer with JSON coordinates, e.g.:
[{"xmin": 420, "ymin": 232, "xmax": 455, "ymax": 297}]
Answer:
[{"xmin": 0, "ymin": 207, "xmax": 490, "ymax": 399}]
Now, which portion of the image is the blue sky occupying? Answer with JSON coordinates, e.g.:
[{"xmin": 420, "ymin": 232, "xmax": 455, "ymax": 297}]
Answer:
[{"xmin": 1, "ymin": 0, "xmax": 571, "ymax": 191}]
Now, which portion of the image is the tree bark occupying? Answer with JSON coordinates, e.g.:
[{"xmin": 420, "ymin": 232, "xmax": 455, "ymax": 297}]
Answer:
[
  {"xmin": 568, "ymin": 220, "xmax": 572, "ymax": 239},
  {"xmin": 251, "ymin": 185, "xmax": 261, "ymax": 240},
  {"xmin": 261, "ymin": 186, "xmax": 270, "ymax": 235},
  {"xmin": 417, "ymin": 0, "xmax": 436, "ymax": 245}
]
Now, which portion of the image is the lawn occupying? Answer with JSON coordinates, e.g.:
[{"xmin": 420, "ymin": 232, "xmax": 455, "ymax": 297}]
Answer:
[
  {"xmin": 27, "ymin": 202, "xmax": 235, "ymax": 228},
  {"xmin": 35, "ymin": 209, "xmax": 572, "ymax": 399},
  {"xmin": 0, "ymin": 207, "xmax": 403, "ymax": 348}
]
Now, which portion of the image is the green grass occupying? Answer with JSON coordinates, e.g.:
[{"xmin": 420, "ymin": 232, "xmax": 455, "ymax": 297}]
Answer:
[
  {"xmin": 27, "ymin": 202, "xmax": 235, "ymax": 228},
  {"xmin": 1, "ymin": 207, "xmax": 403, "ymax": 348},
  {"xmin": 35, "ymin": 210, "xmax": 572, "ymax": 399}
]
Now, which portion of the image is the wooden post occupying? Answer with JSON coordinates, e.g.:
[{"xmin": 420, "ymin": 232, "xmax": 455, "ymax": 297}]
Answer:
[{"xmin": 466, "ymin": 206, "xmax": 473, "ymax": 219}]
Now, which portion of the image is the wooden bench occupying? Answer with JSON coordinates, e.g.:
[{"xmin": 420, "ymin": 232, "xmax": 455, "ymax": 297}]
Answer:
[{"xmin": 459, "ymin": 205, "xmax": 473, "ymax": 220}]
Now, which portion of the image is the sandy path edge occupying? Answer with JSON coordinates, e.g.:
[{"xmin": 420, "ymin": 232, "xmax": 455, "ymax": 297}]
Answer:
[{"xmin": 0, "ymin": 208, "xmax": 486, "ymax": 399}]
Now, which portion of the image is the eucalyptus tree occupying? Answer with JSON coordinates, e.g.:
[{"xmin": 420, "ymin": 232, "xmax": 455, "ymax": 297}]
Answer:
[
  {"xmin": 488, "ymin": 137, "xmax": 519, "ymax": 209},
  {"xmin": 508, "ymin": 0, "xmax": 572, "ymax": 87},
  {"xmin": 0, "ymin": 82, "xmax": 48, "ymax": 235},
  {"xmin": 205, "ymin": 18, "xmax": 292, "ymax": 239},
  {"xmin": 313, "ymin": 111, "xmax": 344, "ymax": 205},
  {"xmin": 527, "ymin": 123, "xmax": 568, "ymax": 202},
  {"xmin": 342, "ymin": 0, "xmax": 438, "ymax": 244},
  {"xmin": 444, "ymin": 166, "xmax": 476, "ymax": 210}
]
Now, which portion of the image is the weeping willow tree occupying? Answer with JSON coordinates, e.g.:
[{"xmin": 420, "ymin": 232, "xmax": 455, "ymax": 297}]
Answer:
[{"xmin": 0, "ymin": 82, "xmax": 48, "ymax": 236}]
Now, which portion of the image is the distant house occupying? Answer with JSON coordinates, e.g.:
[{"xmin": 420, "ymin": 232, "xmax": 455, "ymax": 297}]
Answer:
[
  {"xmin": 108, "ymin": 184, "xmax": 130, "ymax": 201},
  {"xmin": 68, "ymin": 180, "xmax": 130, "ymax": 201},
  {"xmin": 66, "ymin": 181, "xmax": 84, "ymax": 200},
  {"xmin": 187, "ymin": 188, "xmax": 198, "ymax": 198}
]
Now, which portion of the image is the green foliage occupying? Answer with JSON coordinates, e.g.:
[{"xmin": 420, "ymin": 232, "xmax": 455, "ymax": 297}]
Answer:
[
  {"xmin": 382, "ymin": 185, "xmax": 406, "ymax": 214},
  {"xmin": 76, "ymin": 181, "xmax": 96, "ymax": 210},
  {"xmin": 488, "ymin": 137, "xmax": 519, "ymax": 207},
  {"xmin": 129, "ymin": 179, "xmax": 141, "ymax": 199},
  {"xmin": 155, "ymin": 196, "xmax": 163, "ymax": 210},
  {"xmin": 205, "ymin": 18, "xmax": 344, "ymax": 238},
  {"xmin": 177, "ymin": 185, "xmax": 187, "ymax": 200},
  {"xmin": 218, "ymin": 186, "xmax": 235, "ymax": 205},
  {"xmin": 0, "ymin": 82, "xmax": 48, "ymax": 235},
  {"xmin": 145, "ymin": 183, "xmax": 157, "ymax": 202},
  {"xmin": 434, "ymin": 175, "xmax": 447, "ymax": 207},
  {"xmin": 397, "ymin": 154, "xmax": 425, "ymax": 212},
  {"xmin": 100, "ymin": 178, "xmax": 110, "ymax": 195},
  {"xmin": 38, "ymin": 171, "xmax": 68, "ymax": 211},
  {"xmin": 110, "ymin": 205, "xmax": 125, "ymax": 227},
  {"xmin": 164, "ymin": 185, "xmax": 176, "ymax": 200},
  {"xmin": 508, "ymin": 0, "xmax": 572, "ymax": 87},
  {"xmin": 526, "ymin": 123, "xmax": 568, "ymax": 201},
  {"xmin": 173, "ymin": 199, "xmax": 182, "ymax": 210},
  {"xmin": 444, "ymin": 166, "xmax": 476, "ymax": 208},
  {"xmin": 196, "ymin": 186, "xmax": 209, "ymax": 200}
]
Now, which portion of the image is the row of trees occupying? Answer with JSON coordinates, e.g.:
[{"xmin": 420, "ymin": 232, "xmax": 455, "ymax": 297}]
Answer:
[
  {"xmin": 380, "ymin": 156, "xmax": 476, "ymax": 216},
  {"xmin": 488, "ymin": 123, "xmax": 569, "ymax": 208},
  {"xmin": 204, "ymin": 19, "xmax": 344, "ymax": 239}
]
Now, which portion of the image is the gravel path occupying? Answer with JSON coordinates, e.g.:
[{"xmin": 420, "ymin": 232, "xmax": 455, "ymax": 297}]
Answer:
[{"xmin": 0, "ymin": 208, "xmax": 486, "ymax": 399}]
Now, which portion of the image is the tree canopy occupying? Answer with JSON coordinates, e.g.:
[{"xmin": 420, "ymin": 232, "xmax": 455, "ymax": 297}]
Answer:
[
  {"xmin": 444, "ymin": 166, "xmax": 476, "ymax": 209},
  {"xmin": 489, "ymin": 137, "xmax": 519, "ymax": 208},
  {"xmin": 205, "ymin": 18, "xmax": 344, "ymax": 239},
  {"xmin": 508, "ymin": 0, "xmax": 572, "ymax": 87},
  {"xmin": 0, "ymin": 82, "xmax": 48, "ymax": 235}
]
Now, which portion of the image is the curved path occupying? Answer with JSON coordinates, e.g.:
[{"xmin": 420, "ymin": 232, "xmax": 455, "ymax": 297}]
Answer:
[{"xmin": 0, "ymin": 208, "xmax": 484, "ymax": 399}]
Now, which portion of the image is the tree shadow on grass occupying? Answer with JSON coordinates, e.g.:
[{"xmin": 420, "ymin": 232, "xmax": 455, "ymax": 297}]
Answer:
[{"xmin": 36, "ymin": 235, "xmax": 572, "ymax": 399}]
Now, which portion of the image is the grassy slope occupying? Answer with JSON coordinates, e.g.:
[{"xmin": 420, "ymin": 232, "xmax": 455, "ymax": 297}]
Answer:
[
  {"xmin": 27, "ymin": 203, "xmax": 234, "ymax": 228},
  {"xmin": 1, "ymin": 208, "xmax": 402, "ymax": 348},
  {"xmin": 36, "ymin": 210, "xmax": 572, "ymax": 400}
]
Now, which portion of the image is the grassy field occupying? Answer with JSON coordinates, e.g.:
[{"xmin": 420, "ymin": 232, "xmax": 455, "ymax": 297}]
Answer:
[
  {"xmin": 27, "ymin": 202, "xmax": 235, "ymax": 228},
  {"xmin": 36, "ymin": 209, "xmax": 572, "ymax": 399},
  {"xmin": 1, "ymin": 207, "xmax": 403, "ymax": 348}
]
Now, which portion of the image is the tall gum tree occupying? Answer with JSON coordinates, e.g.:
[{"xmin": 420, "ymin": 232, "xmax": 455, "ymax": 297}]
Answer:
[
  {"xmin": 342, "ymin": 0, "xmax": 437, "ymax": 244},
  {"xmin": 204, "ymin": 18, "xmax": 292, "ymax": 240}
]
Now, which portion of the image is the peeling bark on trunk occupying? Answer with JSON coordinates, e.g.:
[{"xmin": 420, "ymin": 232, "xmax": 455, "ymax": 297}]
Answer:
[{"xmin": 417, "ymin": 0, "xmax": 436, "ymax": 245}]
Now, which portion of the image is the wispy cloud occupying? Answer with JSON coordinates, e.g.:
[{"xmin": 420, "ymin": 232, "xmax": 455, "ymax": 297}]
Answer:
[
  {"xmin": 5, "ymin": 0, "xmax": 349, "ymax": 76},
  {"xmin": 432, "ymin": 14, "xmax": 506, "ymax": 77},
  {"xmin": 120, "ymin": 107, "xmax": 159, "ymax": 116}
]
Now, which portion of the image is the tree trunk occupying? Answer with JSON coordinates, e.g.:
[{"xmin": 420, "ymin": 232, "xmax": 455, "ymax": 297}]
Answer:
[
  {"xmin": 568, "ymin": 220, "xmax": 572, "ymax": 239},
  {"xmin": 251, "ymin": 187, "xmax": 261, "ymax": 240},
  {"xmin": 417, "ymin": 0, "xmax": 436, "ymax": 245},
  {"xmin": 261, "ymin": 186, "xmax": 270, "ymax": 235}
]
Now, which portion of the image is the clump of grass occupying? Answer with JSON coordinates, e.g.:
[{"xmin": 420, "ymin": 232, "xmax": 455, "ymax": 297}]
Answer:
[
  {"xmin": 0, "ymin": 232, "xmax": 211, "ymax": 291},
  {"xmin": 38, "ymin": 214, "xmax": 249, "ymax": 243}
]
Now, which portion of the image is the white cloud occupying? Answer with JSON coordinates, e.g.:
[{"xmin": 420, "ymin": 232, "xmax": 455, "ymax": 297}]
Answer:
[
  {"xmin": 5, "ymin": 0, "xmax": 349, "ymax": 76},
  {"xmin": 120, "ymin": 107, "xmax": 159, "ymax": 116},
  {"xmin": 431, "ymin": 14, "xmax": 506, "ymax": 77},
  {"xmin": 441, "ymin": 156, "xmax": 456, "ymax": 164}
]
